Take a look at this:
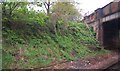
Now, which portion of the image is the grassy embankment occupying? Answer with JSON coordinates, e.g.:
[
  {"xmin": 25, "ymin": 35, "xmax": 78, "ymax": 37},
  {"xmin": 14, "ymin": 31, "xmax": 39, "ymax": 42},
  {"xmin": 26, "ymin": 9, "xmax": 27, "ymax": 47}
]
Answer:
[{"xmin": 2, "ymin": 22, "xmax": 110, "ymax": 69}]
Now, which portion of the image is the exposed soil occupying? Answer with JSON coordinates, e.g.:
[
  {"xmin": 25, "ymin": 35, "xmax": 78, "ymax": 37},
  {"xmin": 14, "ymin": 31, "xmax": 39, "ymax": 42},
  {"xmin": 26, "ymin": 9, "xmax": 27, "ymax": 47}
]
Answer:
[{"xmin": 38, "ymin": 51, "xmax": 119, "ymax": 69}]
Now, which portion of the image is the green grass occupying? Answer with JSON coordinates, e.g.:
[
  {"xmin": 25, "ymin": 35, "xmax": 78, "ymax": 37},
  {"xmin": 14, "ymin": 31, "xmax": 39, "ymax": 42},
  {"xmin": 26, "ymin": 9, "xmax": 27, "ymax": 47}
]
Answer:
[{"xmin": 2, "ymin": 22, "xmax": 110, "ymax": 69}]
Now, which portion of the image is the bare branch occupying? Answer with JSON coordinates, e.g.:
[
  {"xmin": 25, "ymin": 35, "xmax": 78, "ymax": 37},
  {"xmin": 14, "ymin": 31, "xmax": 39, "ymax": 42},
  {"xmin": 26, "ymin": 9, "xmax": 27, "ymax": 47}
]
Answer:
[{"xmin": 44, "ymin": 2, "xmax": 48, "ymax": 10}]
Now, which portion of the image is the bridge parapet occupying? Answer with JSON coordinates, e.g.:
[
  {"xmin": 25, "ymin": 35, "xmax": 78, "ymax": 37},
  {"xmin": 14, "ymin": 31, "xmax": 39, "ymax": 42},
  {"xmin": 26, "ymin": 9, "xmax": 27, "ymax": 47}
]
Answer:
[{"xmin": 84, "ymin": 1, "xmax": 120, "ymax": 24}]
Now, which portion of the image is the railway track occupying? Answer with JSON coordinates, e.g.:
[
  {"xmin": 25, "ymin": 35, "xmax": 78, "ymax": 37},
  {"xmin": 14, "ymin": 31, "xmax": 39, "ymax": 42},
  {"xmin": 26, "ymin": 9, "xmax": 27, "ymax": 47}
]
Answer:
[
  {"xmin": 104, "ymin": 61, "xmax": 120, "ymax": 71},
  {"xmin": 104, "ymin": 50, "xmax": 120, "ymax": 71}
]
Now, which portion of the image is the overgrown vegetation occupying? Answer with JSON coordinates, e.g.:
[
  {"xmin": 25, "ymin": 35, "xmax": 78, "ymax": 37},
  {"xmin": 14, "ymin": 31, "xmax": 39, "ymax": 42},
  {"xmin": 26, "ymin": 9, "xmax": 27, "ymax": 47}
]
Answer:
[{"xmin": 2, "ymin": 2, "xmax": 109, "ymax": 69}]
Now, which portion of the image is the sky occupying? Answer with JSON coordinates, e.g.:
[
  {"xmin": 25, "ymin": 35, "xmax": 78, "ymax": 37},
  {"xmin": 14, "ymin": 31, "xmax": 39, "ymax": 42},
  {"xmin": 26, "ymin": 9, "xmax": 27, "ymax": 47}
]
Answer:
[
  {"xmin": 29, "ymin": 0, "xmax": 114, "ymax": 16},
  {"xmin": 77, "ymin": 0, "xmax": 114, "ymax": 16}
]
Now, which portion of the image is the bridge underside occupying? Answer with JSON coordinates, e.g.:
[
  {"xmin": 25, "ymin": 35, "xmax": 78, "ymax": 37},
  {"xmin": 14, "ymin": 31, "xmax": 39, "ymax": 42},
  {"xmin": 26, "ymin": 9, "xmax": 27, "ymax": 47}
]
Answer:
[{"xmin": 102, "ymin": 18, "xmax": 120, "ymax": 49}]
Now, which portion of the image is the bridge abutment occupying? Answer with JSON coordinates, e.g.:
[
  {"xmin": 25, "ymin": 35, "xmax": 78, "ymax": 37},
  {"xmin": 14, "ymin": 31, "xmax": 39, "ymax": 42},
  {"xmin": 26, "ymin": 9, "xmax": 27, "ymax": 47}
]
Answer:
[{"xmin": 97, "ymin": 18, "xmax": 120, "ymax": 49}]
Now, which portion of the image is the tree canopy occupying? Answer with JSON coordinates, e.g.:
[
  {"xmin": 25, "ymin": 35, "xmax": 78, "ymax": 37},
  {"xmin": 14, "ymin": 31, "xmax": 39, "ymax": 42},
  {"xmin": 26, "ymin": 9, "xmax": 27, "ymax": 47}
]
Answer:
[{"xmin": 51, "ymin": 2, "xmax": 81, "ymax": 22}]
